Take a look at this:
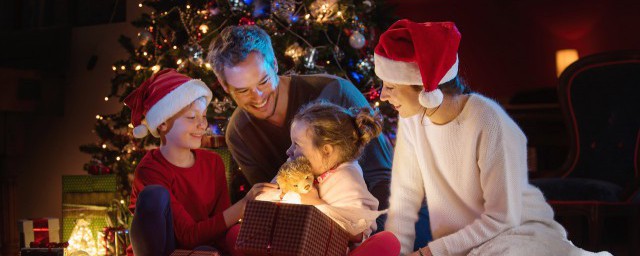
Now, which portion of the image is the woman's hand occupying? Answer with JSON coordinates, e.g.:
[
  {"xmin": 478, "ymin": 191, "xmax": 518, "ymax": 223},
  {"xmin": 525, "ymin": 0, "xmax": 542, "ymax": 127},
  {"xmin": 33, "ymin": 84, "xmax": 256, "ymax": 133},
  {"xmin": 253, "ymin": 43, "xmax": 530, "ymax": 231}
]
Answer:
[
  {"xmin": 408, "ymin": 247, "xmax": 432, "ymax": 256},
  {"xmin": 299, "ymin": 185, "xmax": 325, "ymax": 205}
]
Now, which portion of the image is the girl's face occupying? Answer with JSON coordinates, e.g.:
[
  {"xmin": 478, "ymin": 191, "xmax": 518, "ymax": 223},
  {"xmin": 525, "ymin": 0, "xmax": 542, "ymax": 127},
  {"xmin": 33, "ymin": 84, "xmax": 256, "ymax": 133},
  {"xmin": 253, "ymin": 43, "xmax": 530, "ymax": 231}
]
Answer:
[
  {"xmin": 159, "ymin": 100, "xmax": 208, "ymax": 150},
  {"xmin": 380, "ymin": 81, "xmax": 424, "ymax": 118},
  {"xmin": 286, "ymin": 120, "xmax": 332, "ymax": 176}
]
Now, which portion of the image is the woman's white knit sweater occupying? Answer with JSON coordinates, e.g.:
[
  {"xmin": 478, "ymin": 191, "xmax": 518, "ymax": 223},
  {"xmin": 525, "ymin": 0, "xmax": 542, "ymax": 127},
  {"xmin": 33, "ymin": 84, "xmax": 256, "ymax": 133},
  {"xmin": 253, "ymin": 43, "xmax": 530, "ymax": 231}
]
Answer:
[{"xmin": 385, "ymin": 94, "xmax": 567, "ymax": 255}]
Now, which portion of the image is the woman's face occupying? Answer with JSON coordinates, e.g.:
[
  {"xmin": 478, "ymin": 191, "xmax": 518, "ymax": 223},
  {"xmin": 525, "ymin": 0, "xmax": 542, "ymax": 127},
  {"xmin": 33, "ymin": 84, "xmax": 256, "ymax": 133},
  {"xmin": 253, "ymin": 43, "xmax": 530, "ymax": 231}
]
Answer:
[
  {"xmin": 380, "ymin": 81, "xmax": 424, "ymax": 118},
  {"xmin": 286, "ymin": 120, "xmax": 329, "ymax": 175}
]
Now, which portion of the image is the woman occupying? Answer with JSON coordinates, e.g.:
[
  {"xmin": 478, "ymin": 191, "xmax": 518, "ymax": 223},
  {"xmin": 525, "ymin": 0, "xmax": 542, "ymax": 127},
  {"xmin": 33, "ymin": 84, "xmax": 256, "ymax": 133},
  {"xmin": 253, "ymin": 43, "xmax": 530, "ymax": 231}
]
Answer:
[{"xmin": 375, "ymin": 19, "xmax": 611, "ymax": 256}]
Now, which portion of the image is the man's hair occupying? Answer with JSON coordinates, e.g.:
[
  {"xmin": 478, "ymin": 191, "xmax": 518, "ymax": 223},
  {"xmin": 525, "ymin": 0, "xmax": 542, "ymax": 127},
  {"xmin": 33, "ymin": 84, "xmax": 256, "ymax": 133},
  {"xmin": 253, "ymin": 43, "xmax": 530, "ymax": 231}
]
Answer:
[{"xmin": 206, "ymin": 25, "xmax": 276, "ymax": 86}]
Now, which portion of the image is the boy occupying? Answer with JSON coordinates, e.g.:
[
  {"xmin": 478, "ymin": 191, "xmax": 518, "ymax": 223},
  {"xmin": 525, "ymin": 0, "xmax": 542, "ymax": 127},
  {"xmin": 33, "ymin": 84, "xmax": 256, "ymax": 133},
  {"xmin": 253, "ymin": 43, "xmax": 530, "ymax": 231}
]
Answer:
[{"xmin": 125, "ymin": 69, "xmax": 277, "ymax": 256}]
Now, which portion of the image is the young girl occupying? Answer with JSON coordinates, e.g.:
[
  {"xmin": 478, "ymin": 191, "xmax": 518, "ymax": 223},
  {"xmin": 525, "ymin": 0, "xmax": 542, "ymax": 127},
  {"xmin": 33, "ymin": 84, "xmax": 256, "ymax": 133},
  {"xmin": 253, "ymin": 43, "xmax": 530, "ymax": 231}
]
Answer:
[
  {"xmin": 285, "ymin": 101, "xmax": 400, "ymax": 255},
  {"xmin": 375, "ymin": 19, "xmax": 611, "ymax": 256}
]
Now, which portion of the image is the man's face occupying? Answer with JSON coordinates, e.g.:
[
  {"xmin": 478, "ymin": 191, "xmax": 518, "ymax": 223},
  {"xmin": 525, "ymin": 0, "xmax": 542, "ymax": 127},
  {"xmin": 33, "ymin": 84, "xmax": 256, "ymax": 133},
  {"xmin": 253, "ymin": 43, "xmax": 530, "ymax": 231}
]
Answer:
[{"xmin": 222, "ymin": 52, "xmax": 279, "ymax": 120}]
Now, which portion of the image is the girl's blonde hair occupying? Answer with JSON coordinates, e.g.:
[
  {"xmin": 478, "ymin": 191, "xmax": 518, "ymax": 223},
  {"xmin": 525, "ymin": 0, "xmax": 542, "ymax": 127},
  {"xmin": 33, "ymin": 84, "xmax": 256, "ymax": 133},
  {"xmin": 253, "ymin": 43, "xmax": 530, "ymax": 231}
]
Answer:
[{"xmin": 293, "ymin": 101, "xmax": 383, "ymax": 164}]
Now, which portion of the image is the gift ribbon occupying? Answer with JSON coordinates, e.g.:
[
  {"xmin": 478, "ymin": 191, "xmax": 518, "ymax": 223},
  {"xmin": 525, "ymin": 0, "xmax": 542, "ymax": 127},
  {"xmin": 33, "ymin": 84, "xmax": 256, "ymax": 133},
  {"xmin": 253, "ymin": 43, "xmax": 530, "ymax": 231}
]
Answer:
[
  {"xmin": 266, "ymin": 202, "xmax": 282, "ymax": 255},
  {"xmin": 322, "ymin": 221, "xmax": 335, "ymax": 256},
  {"xmin": 32, "ymin": 219, "xmax": 50, "ymax": 244}
]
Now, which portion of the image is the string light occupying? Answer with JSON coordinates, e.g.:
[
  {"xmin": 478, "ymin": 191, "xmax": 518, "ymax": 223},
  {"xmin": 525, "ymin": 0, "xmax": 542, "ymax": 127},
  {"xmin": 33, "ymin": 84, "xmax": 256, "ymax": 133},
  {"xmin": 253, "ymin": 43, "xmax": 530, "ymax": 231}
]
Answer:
[
  {"xmin": 199, "ymin": 24, "xmax": 209, "ymax": 33},
  {"xmin": 138, "ymin": 3, "xmax": 142, "ymax": 8},
  {"xmin": 205, "ymin": 63, "xmax": 212, "ymax": 69},
  {"xmin": 102, "ymin": 144, "xmax": 107, "ymax": 149},
  {"xmin": 96, "ymin": 115, "xmax": 101, "ymax": 120},
  {"xmin": 375, "ymin": 101, "xmax": 380, "ymax": 107},
  {"xmin": 143, "ymin": 52, "xmax": 148, "ymax": 56},
  {"xmin": 305, "ymin": 14, "xmax": 310, "ymax": 20},
  {"xmin": 152, "ymin": 65, "xmax": 160, "ymax": 72},
  {"xmin": 112, "ymin": 66, "xmax": 116, "ymax": 71},
  {"xmin": 135, "ymin": 65, "xmax": 141, "ymax": 70},
  {"xmin": 128, "ymin": 124, "xmax": 134, "ymax": 128},
  {"xmin": 173, "ymin": 46, "xmax": 177, "ymax": 49},
  {"xmin": 120, "ymin": 65, "xmax": 126, "ymax": 70},
  {"xmin": 116, "ymin": 156, "xmax": 121, "ymax": 161},
  {"xmin": 176, "ymin": 59, "xmax": 183, "ymax": 65},
  {"xmin": 186, "ymin": 4, "xmax": 191, "ymax": 9}
]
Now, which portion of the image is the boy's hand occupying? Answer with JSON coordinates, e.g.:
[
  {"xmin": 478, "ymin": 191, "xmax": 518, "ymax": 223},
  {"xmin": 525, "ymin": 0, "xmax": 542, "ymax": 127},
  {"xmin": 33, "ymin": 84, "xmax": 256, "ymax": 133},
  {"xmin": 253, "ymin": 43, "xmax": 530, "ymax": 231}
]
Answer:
[{"xmin": 244, "ymin": 182, "xmax": 279, "ymax": 201}]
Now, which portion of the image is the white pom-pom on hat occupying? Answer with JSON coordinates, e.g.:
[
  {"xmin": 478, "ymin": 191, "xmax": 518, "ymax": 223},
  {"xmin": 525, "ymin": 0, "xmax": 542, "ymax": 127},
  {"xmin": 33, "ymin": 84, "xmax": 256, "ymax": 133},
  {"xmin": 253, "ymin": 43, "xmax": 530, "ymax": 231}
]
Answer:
[
  {"xmin": 133, "ymin": 124, "xmax": 149, "ymax": 138},
  {"xmin": 419, "ymin": 89, "xmax": 444, "ymax": 108}
]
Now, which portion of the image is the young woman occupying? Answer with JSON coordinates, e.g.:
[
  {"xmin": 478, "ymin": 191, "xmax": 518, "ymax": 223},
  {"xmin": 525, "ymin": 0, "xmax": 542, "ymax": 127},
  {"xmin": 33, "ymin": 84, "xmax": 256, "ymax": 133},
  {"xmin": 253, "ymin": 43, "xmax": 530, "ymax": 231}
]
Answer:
[{"xmin": 376, "ymin": 19, "xmax": 611, "ymax": 256}]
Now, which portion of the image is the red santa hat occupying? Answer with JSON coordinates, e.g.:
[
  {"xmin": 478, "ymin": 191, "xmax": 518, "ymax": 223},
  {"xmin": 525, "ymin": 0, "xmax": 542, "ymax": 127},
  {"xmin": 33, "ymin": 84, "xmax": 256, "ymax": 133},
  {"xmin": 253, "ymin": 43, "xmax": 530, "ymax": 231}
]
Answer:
[
  {"xmin": 374, "ymin": 20, "xmax": 461, "ymax": 108},
  {"xmin": 124, "ymin": 69, "xmax": 212, "ymax": 138}
]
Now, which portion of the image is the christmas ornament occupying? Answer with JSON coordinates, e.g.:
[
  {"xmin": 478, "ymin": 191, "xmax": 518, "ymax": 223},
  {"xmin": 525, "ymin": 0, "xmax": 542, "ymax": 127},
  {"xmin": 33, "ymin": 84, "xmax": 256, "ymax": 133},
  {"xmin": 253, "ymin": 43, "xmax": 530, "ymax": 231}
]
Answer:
[
  {"xmin": 185, "ymin": 44, "xmax": 205, "ymax": 65},
  {"xmin": 87, "ymin": 159, "xmax": 112, "ymax": 175},
  {"xmin": 361, "ymin": 0, "xmax": 375, "ymax": 13},
  {"xmin": 208, "ymin": 2, "xmax": 221, "ymax": 16},
  {"xmin": 271, "ymin": 0, "xmax": 296, "ymax": 21},
  {"xmin": 349, "ymin": 30, "xmax": 366, "ymax": 49},
  {"xmin": 368, "ymin": 86, "xmax": 380, "ymax": 100},
  {"xmin": 309, "ymin": 0, "xmax": 338, "ymax": 23},
  {"xmin": 67, "ymin": 219, "xmax": 97, "ymax": 256},
  {"xmin": 211, "ymin": 97, "xmax": 235, "ymax": 114},
  {"xmin": 332, "ymin": 45, "xmax": 344, "ymax": 61},
  {"xmin": 137, "ymin": 31, "xmax": 152, "ymax": 46},
  {"xmin": 285, "ymin": 42, "xmax": 305, "ymax": 61},
  {"xmin": 356, "ymin": 57, "xmax": 373, "ymax": 73},
  {"xmin": 256, "ymin": 19, "xmax": 277, "ymax": 33},
  {"xmin": 238, "ymin": 17, "xmax": 255, "ymax": 25},
  {"xmin": 229, "ymin": 0, "xmax": 246, "ymax": 11},
  {"xmin": 303, "ymin": 48, "xmax": 317, "ymax": 69}
]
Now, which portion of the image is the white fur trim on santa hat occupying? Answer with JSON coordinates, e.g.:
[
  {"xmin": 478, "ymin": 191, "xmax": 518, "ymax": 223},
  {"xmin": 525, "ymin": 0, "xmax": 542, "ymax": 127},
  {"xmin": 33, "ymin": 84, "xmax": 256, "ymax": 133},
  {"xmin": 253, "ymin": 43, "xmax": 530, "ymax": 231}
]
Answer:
[
  {"xmin": 143, "ymin": 79, "xmax": 212, "ymax": 138},
  {"xmin": 374, "ymin": 54, "xmax": 459, "ymax": 86}
]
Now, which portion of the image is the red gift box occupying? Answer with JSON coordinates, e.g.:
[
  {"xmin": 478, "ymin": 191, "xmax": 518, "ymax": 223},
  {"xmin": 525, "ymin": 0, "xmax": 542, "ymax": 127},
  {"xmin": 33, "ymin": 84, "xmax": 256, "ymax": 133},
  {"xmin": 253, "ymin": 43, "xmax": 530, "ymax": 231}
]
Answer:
[
  {"xmin": 19, "ymin": 218, "xmax": 61, "ymax": 248},
  {"xmin": 236, "ymin": 201, "xmax": 349, "ymax": 256},
  {"xmin": 170, "ymin": 249, "xmax": 220, "ymax": 256}
]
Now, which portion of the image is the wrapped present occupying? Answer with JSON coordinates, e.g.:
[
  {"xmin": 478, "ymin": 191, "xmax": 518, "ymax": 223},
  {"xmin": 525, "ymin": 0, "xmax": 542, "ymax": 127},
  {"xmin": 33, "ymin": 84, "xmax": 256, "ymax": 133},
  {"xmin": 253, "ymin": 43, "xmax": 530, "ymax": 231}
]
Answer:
[
  {"xmin": 236, "ymin": 201, "xmax": 349, "ymax": 256},
  {"xmin": 20, "ymin": 248, "xmax": 66, "ymax": 256},
  {"xmin": 62, "ymin": 174, "xmax": 118, "ymax": 193},
  {"xmin": 19, "ymin": 218, "xmax": 61, "ymax": 248},
  {"xmin": 97, "ymin": 226, "xmax": 130, "ymax": 256},
  {"xmin": 170, "ymin": 249, "xmax": 221, "ymax": 256}
]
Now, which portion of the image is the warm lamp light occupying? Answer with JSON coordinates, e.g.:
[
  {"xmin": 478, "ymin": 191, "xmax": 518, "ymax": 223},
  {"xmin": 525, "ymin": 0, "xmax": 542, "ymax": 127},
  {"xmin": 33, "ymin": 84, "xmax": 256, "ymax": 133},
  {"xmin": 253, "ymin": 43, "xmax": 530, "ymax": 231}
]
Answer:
[{"xmin": 556, "ymin": 49, "xmax": 579, "ymax": 77}]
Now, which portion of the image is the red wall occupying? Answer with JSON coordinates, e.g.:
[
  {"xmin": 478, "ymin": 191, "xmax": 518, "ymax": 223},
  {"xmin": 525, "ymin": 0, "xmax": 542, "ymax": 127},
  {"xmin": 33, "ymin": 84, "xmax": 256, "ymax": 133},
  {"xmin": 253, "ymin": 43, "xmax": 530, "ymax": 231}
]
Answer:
[{"xmin": 389, "ymin": 0, "xmax": 640, "ymax": 101}]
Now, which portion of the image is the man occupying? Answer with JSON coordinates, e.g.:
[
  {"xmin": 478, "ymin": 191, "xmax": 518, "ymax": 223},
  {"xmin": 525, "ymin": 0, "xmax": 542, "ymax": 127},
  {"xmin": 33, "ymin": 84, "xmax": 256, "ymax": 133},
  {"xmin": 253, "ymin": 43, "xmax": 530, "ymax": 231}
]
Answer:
[{"xmin": 205, "ymin": 25, "xmax": 393, "ymax": 224}]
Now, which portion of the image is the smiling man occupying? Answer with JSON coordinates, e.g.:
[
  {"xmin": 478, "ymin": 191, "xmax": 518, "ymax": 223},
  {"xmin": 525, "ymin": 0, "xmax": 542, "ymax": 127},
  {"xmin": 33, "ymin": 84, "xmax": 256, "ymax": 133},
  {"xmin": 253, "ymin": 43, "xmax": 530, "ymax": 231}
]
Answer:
[{"xmin": 206, "ymin": 26, "xmax": 393, "ymax": 229}]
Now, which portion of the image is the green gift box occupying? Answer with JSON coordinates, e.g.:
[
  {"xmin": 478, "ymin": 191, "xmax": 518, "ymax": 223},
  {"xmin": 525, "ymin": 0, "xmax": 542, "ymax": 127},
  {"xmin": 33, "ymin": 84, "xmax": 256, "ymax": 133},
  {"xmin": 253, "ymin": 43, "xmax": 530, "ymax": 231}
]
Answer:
[{"xmin": 62, "ymin": 174, "xmax": 118, "ymax": 193}]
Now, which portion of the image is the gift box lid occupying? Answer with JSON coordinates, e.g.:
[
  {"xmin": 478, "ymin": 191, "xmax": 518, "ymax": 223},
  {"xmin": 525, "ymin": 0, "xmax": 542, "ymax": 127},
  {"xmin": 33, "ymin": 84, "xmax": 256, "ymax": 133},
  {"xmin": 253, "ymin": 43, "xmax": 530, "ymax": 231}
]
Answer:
[{"xmin": 62, "ymin": 174, "xmax": 117, "ymax": 193}]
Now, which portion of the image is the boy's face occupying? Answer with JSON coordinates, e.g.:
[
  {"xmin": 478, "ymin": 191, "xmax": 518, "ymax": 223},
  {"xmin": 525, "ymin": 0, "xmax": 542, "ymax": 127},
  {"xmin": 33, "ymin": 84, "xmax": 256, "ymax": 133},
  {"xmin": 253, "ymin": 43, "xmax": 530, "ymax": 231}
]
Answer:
[
  {"xmin": 221, "ymin": 51, "xmax": 279, "ymax": 120},
  {"xmin": 160, "ymin": 100, "xmax": 208, "ymax": 149},
  {"xmin": 286, "ymin": 120, "xmax": 328, "ymax": 176}
]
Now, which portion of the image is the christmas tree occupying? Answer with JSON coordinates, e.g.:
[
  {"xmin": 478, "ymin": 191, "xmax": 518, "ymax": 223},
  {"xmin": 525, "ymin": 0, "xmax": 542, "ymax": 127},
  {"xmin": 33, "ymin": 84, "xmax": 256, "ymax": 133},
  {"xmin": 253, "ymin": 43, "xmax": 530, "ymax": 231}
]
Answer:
[{"xmin": 80, "ymin": 0, "xmax": 397, "ymax": 198}]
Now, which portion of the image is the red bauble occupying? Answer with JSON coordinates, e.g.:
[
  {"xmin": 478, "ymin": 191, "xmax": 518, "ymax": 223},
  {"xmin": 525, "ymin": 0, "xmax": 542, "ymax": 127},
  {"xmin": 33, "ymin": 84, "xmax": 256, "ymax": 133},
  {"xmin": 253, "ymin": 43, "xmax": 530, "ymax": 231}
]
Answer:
[{"xmin": 239, "ymin": 17, "xmax": 255, "ymax": 26}]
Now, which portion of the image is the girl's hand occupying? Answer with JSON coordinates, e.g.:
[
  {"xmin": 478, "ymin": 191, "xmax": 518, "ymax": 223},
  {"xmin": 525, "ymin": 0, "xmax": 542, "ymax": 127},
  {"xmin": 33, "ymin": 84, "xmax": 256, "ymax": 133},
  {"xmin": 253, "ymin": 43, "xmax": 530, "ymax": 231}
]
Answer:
[
  {"xmin": 244, "ymin": 182, "xmax": 279, "ymax": 201},
  {"xmin": 299, "ymin": 185, "xmax": 324, "ymax": 205}
]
